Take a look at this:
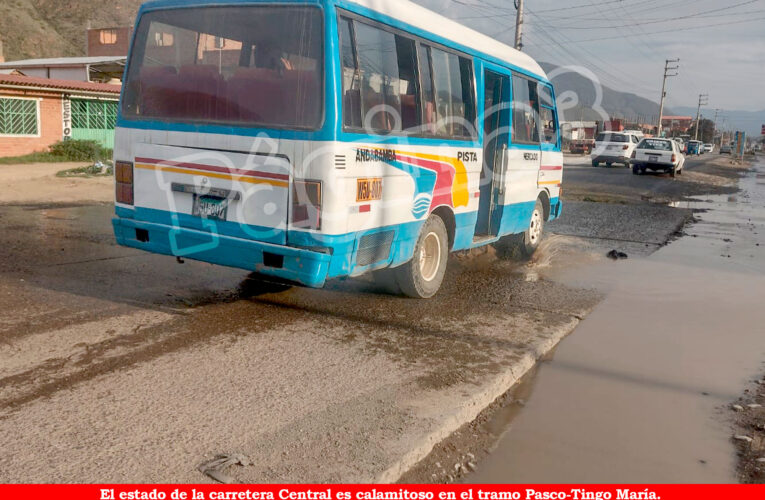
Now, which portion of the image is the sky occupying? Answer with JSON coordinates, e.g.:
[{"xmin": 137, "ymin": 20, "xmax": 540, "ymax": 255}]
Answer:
[{"xmin": 412, "ymin": 0, "xmax": 765, "ymax": 114}]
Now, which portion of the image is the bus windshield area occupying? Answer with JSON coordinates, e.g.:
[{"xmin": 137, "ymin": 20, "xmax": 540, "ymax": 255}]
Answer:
[{"xmin": 121, "ymin": 6, "xmax": 324, "ymax": 130}]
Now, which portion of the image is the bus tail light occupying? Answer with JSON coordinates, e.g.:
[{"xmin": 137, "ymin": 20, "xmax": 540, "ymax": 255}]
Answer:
[
  {"xmin": 292, "ymin": 180, "xmax": 322, "ymax": 230},
  {"xmin": 115, "ymin": 161, "xmax": 134, "ymax": 205}
]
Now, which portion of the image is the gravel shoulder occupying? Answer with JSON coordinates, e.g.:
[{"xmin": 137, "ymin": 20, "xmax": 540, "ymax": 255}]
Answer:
[{"xmin": 732, "ymin": 377, "xmax": 765, "ymax": 483}]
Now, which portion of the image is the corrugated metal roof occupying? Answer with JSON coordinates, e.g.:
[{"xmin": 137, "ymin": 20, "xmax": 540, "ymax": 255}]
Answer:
[
  {"xmin": 0, "ymin": 74, "xmax": 121, "ymax": 94},
  {"xmin": 0, "ymin": 56, "xmax": 126, "ymax": 69}
]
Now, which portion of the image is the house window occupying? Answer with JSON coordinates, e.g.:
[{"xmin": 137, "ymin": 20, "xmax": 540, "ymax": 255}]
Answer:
[
  {"xmin": 100, "ymin": 29, "xmax": 118, "ymax": 45},
  {"xmin": 0, "ymin": 97, "xmax": 39, "ymax": 136},
  {"xmin": 71, "ymin": 99, "xmax": 118, "ymax": 130}
]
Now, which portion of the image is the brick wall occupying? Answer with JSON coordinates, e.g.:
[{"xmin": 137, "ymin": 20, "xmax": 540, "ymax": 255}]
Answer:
[{"xmin": 0, "ymin": 88, "xmax": 63, "ymax": 157}]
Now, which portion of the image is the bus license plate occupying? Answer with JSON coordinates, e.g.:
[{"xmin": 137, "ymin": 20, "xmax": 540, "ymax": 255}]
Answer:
[
  {"xmin": 356, "ymin": 178, "xmax": 383, "ymax": 202},
  {"xmin": 192, "ymin": 195, "xmax": 229, "ymax": 221}
]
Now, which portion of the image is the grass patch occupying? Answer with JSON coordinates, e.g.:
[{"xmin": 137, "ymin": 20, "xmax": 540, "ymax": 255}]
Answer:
[
  {"xmin": 1, "ymin": 140, "xmax": 112, "ymax": 165},
  {"xmin": 0, "ymin": 152, "xmax": 70, "ymax": 165},
  {"xmin": 56, "ymin": 163, "xmax": 113, "ymax": 178}
]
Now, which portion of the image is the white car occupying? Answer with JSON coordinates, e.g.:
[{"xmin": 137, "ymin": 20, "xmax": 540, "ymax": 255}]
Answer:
[
  {"xmin": 630, "ymin": 138, "xmax": 685, "ymax": 177},
  {"xmin": 591, "ymin": 132, "xmax": 642, "ymax": 167},
  {"xmin": 703, "ymin": 143, "xmax": 714, "ymax": 153}
]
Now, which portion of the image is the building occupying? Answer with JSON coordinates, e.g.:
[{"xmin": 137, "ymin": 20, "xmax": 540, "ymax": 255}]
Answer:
[
  {"xmin": 87, "ymin": 27, "xmax": 133, "ymax": 58},
  {"xmin": 661, "ymin": 116, "xmax": 693, "ymax": 134},
  {"xmin": 0, "ymin": 74, "xmax": 121, "ymax": 157},
  {"xmin": 0, "ymin": 56, "xmax": 127, "ymax": 84},
  {"xmin": 561, "ymin": 121, "xmax": 598, "ymax": 141}
]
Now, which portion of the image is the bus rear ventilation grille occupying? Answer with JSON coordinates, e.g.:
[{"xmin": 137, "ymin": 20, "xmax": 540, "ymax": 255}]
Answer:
[{"xmin": 356, "ymin": 231, "xmax": 394, "ymax": 267}]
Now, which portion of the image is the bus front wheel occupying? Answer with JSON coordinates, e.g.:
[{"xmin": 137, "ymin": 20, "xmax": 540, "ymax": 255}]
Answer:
[
  {"xmin": 395, "ymin": 214, "xmax": 449, "ymax": 299},
  {"xmin": 493, "ymin": 199, "xmax": 545, "ymax": 261}
]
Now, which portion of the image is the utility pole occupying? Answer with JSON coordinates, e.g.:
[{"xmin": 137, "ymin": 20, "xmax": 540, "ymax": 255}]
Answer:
[
  {"xmin": 712, "ymin": 108, "xmax": 721, "ymax": 145},
  {"xmin": 514, "ymin": 0, "xmax": 524, "ymax": 51},
  {"xmin": 694, "ymin": 93, "xmax": 709, "ymax": 141},
  {"xmin": 657, "ymin": 58, "xmax": 679, "ymax": 137}
]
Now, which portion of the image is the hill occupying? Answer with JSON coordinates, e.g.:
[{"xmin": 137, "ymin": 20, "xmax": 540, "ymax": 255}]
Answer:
[
  {"xmin": 0, "ymin": 0, "xmax": 143, "ymax": 61},
  {"xmin": 539, "ymin": 62, "xmax": 663, "ymax": 124}
]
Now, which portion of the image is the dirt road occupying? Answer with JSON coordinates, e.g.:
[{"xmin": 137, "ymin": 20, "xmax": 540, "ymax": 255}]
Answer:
[
  {"xmin": 0, "ymin": 154, "xmax": 749, "ymax": 483},
  {"xmin": 0, "ymin": 162, "xmax": 113, "ymax": 205}
]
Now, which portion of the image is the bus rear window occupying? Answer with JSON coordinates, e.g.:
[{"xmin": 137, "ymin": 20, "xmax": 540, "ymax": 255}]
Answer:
[{"xmin": 121, "ymin": 6, "xmax": 323, "ymax": 130}]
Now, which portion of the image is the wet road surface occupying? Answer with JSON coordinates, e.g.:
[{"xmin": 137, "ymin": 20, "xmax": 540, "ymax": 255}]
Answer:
[
  {"xmin": 466, "ymin": 158, "xmax": 765, "ymax": 482},
  {"xmin": 0, "ymin": 205, "xmax": 601, "ymax": 482},
  {"xmin": 0, "ymin": 153, "xmax": 750, "ymax": 482}
]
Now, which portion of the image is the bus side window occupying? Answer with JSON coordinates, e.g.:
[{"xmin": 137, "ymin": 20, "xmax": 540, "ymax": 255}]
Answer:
[
  {"xmin": 339, "ymin": 17, "xmax": 362, "ymax": 129},
  {"xmin": 428, "ymin": 46, "xmax": 476, "ymax": 138},
  {"xmin": 340, "ymin": 18, "xmax": 422, "ymax": 133},
  {"xmin": 538, "ymin": 83, "xmax": 558, "ymax": 148},
  {"xmin": 417, "ymin": 45, "xmax": 436, "ymax": 135},
  {"xmin": 511, "ymin": 75, "xmax": 540, "ymax": 144}
]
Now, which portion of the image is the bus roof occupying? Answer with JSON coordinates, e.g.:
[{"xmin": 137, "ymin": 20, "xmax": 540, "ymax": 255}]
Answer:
[
  {"xmin": 136, "ymin": 0, "xmax": 548, "ymax": 82},
  {"xmin": 345, "ymin": 0, "xmax": 547, "ymax": 80}
]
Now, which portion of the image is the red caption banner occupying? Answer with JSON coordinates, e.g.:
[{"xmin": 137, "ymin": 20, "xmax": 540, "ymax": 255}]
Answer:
[{"xmin": 0, "ymin": 485, "xmax": 764, "ymax": 500}]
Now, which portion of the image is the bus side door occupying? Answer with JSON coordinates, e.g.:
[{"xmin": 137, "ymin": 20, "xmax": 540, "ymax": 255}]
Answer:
[{"xmin": 502, "ymin": 74, "xmax": 542, "ymax": 235}]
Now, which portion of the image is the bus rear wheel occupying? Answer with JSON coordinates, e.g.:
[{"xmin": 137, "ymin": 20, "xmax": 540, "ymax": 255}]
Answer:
[
  {"xmin": 494, "ymin": 199, "xmax": 545, "ymax": 261},
  {"xmin": 395, "ymin": 214, "xmax": 448, "ymax": 299}
]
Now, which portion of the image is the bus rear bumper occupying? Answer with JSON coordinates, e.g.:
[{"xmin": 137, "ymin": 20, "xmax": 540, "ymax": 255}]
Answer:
[{"xmin": 112, "ymin": 217, "xmax": 332, "ymax": 288}]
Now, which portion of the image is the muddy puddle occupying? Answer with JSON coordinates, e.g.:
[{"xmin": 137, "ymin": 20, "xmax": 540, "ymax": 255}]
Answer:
[{"xmin": 466, "ymin": 159, "xmax": 765, "ymax": 483}]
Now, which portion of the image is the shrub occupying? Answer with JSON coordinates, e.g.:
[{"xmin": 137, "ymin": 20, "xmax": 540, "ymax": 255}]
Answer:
[{"xmin": 48, "ymin": 140, "xmax": 112, "ymax": 162}]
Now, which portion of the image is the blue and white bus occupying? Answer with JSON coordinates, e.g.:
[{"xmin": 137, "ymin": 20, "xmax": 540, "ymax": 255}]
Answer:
[{"xmin": 113, "ymin": 0, "xmax": 563, "ymax": 298}]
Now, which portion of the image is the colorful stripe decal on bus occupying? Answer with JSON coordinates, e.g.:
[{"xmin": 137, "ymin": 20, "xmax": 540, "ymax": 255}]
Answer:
[
  {"xmin": 134, "ymin": 158, "xmax": 289, "ymax": 188},
  {"xmin": 358, "ymin": 149, "xmax": 470, "ymax": 219}
]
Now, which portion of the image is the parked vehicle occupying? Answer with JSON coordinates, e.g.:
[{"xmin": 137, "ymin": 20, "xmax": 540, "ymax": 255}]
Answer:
[
  {"xmin": 703, "ymin": 143, "xmax": 714, "ymax": 153},
  {"xmin": 622, "ymin": 130, "xmax": 645, "ymax": 140},
  {"xmin": 720, "ymin": 144, "xmax": 733, "ymax": 154},
  {"xmin": 591, "ymin": 132, "xmax": 641, "ymax": 167},
  {"xmin": 686, "ymin": 140, "xmax": 703, "ymax": 155},
  {"xmin": 111, "ymin": 0, "xmax": 564, "ymax": 299},
  {"xmin": 569, "ymin": 139, "xmax": 594, "ymax": 154},
  {"xmin": 630, "ymin": 138, "xmax": 685, "ymax": 177}
]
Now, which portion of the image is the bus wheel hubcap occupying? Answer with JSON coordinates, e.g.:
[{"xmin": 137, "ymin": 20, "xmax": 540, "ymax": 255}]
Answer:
[
  {"xmin": 419, "ymin": 232, "xmax": 441, "ymax": 282},
  {"xmin": 529, "ymin": 210, "xmax": 543, "ymax": 245}
]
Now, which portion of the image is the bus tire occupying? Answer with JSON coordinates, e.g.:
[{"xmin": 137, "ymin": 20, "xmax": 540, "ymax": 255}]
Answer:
[
  {"xmin": 395, "ymin": 214, "xmax": 449, "ymax": 299},
  {"xmin": 493, "ymin": 199, "xmax": 545, "ymax": 261}
]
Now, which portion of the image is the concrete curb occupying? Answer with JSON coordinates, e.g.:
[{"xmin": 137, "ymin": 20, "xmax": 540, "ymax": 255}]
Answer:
[{"xmin": 375, "ymin": 316, "xmax": 581, "ymax": 483}]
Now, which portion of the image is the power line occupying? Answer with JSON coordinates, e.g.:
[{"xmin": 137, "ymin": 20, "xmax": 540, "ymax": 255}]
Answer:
[
  {"xmin": 523, "ymin": 15, "xmax": 765, "ymax": 45},
  {"xmin": 533, "ymin": 0, "xmax": 764, "ymax": 29}
]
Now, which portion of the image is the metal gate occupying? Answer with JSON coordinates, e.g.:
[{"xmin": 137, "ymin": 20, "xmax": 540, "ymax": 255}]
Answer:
[{"xmin": 70, "ymin": 99, "xmax": 118, "ymax": 149}]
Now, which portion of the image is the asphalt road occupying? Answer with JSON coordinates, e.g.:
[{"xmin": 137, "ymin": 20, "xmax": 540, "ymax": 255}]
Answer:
[
  {"xmin": 562, "ymin": 152, "xmax": 741, "ymax": 203},
  {"xmin": 0, "ymin": 153, "xmax": 745, "ymax": 483}
]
